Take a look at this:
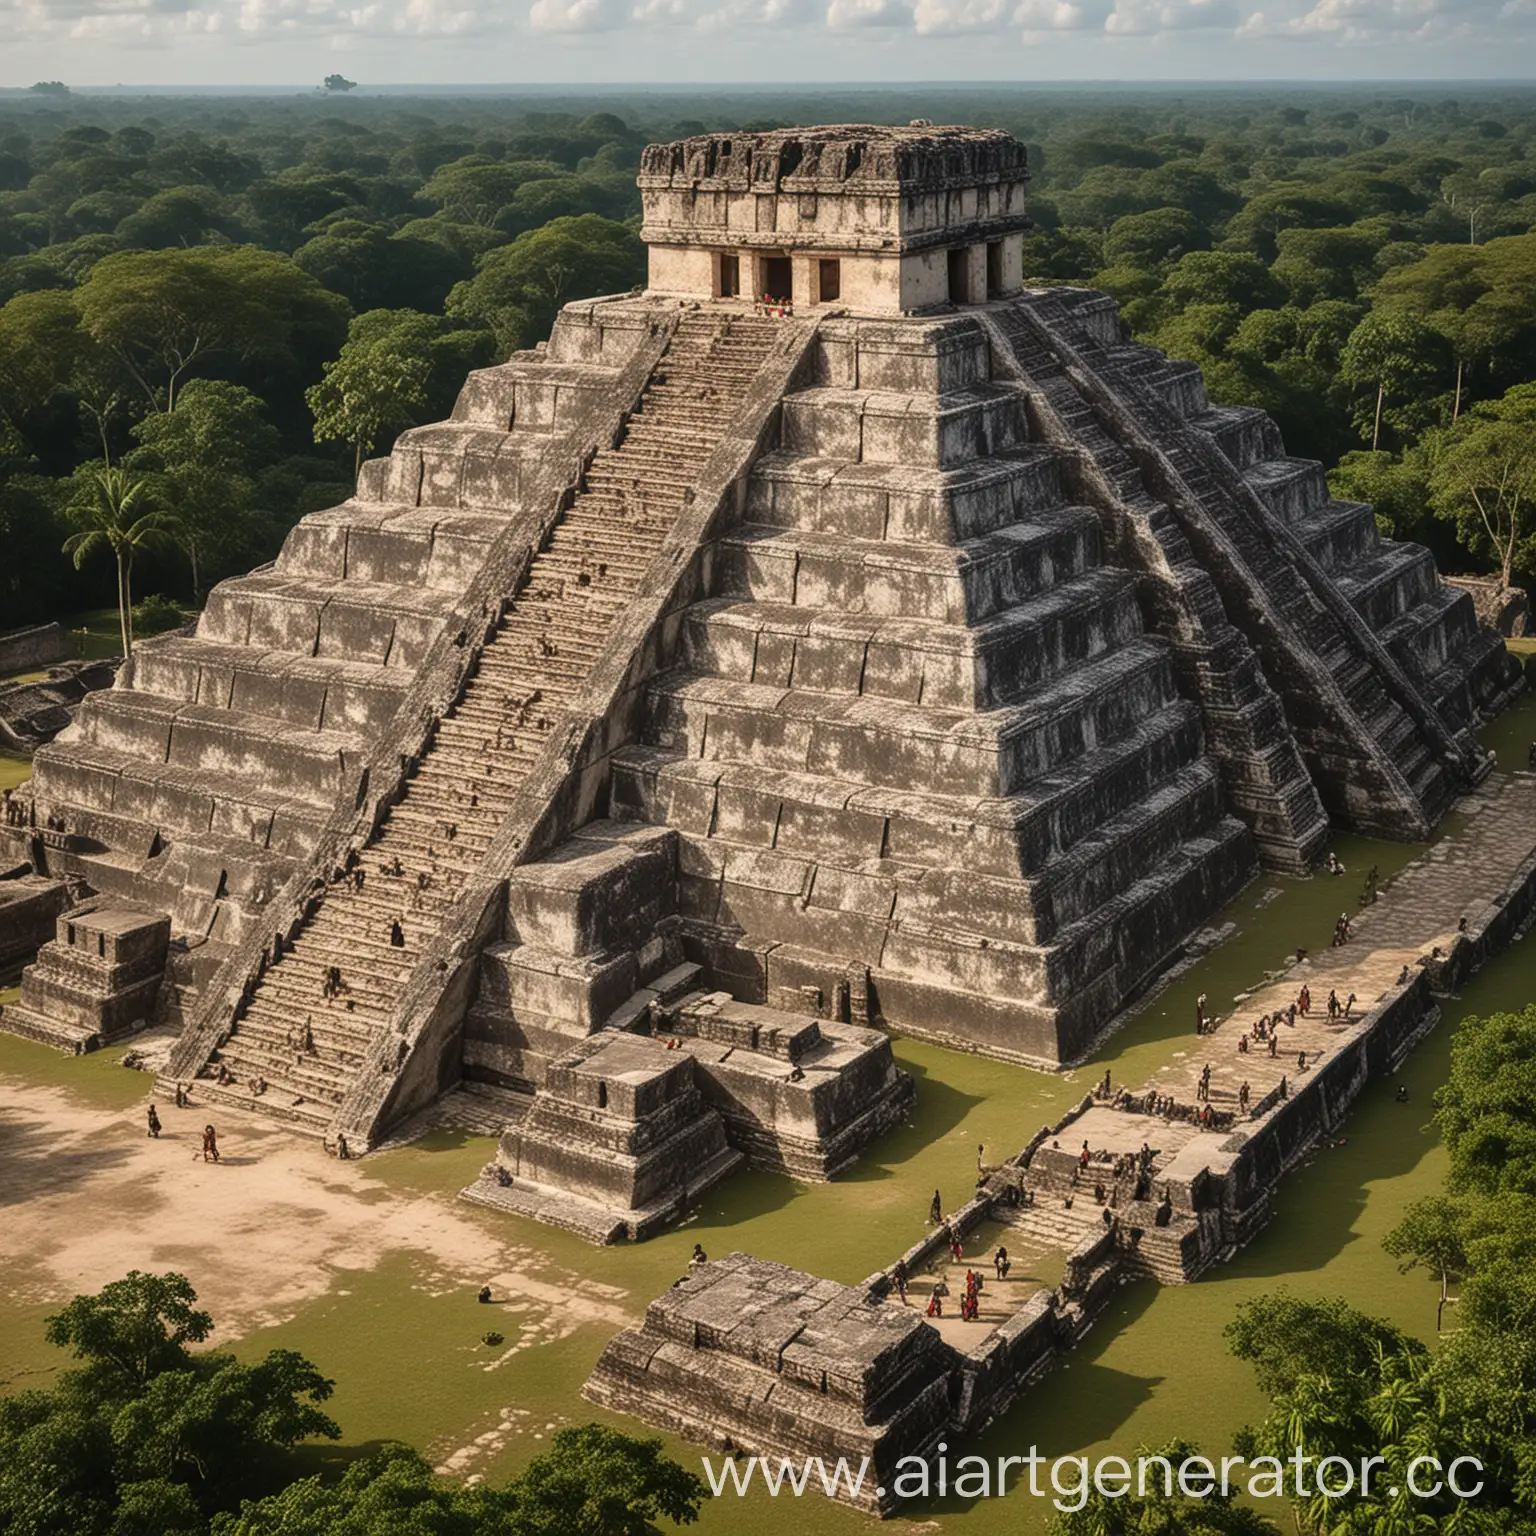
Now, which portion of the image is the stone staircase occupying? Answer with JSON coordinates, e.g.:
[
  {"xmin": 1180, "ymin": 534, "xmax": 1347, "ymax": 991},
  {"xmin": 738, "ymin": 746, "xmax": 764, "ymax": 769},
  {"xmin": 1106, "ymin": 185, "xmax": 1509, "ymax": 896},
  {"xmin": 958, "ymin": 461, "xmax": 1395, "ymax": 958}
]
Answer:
[
  {"xmin": 981, "ymin": 302, "xmax": 1331, "ymax": 870},
  {"xmin": 998, "ymin": 291, "xmax": 1493, "ymax": 843},
  {"xmin": 189, "ymin": 312, "xmax": 785, "ymax": 1135},
  {"xmin": 998, "ymin": 1196, "xmax": 1107, "ymax": 1257}
]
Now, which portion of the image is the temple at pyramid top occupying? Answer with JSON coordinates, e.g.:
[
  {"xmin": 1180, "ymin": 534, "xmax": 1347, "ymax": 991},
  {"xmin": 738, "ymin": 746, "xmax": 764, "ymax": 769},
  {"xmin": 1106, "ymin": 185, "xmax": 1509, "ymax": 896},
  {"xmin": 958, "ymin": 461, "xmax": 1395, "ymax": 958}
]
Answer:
[{"xmin": 638, "ymin": 122, "xmax": 1031, "ymax": 313}]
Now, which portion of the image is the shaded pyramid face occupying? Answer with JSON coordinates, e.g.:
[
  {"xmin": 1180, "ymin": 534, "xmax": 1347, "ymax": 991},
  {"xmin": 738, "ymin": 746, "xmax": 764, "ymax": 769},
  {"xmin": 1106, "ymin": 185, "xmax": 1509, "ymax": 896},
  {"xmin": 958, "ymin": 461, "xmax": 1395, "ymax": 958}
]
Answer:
[
  {"xmin": 612, "ymin": 313, "xmax": 1259, "ymax": 1067},
  {"xmin": 998, "ymin": 289, "xmax": 1519, "ymax": 831},
  {"xmin": 1164, "ymin": 358, "xmax": 1517, "ymax": 735}
]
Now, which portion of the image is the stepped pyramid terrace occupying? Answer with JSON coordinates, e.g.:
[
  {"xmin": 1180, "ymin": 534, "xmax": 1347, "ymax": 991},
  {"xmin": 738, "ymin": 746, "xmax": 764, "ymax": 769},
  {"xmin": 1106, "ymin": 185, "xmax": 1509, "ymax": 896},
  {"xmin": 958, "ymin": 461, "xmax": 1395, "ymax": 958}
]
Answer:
[{"xmin": 0, "ymin": 122, "xmax": 1523, "ymax": 1274}]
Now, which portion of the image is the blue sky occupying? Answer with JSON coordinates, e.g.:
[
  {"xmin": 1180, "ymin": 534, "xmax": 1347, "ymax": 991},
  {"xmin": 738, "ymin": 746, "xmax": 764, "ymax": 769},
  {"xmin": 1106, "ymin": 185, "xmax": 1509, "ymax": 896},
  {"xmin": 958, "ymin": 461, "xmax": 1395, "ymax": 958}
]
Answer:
[{"xmin": 2, "ymin": 0, "xmax": 1530, "ymax": 89}]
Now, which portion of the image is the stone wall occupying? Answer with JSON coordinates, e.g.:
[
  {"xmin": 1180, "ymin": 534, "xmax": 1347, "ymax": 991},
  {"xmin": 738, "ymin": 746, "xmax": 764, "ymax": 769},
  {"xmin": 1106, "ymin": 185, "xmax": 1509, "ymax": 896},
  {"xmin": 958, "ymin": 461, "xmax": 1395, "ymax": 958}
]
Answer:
[
  {"xmin": 584, "ymin": 1253, "xmax": 959, "ymax": 1516},
  {"xmin": 0, "ymin": 623, "xmax": 70, "ymax": 674},
  {"xmin": 0, "ymin": 875, "xmax": 74, "ymax": 970},
  {"xmin": 1, "ymin": 898, "xmax": 170, "ymax": 1052}
]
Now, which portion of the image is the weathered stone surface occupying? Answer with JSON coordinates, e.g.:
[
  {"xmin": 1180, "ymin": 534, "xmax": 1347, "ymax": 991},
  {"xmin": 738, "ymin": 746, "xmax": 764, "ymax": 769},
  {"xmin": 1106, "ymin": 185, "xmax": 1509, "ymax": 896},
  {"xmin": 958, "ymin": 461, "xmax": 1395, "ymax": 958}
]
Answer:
[
  {"xmin": 641, "ymin": 124, "xmax": 1030, "ymax": 318},
  {"xmin": 667, "ymin": 990, "xmax": 915, "ymax": 1179},
  {"xmin": 0, "ymin": 622, "xmax": 72, "ymax": 674},
  {"xmin": 1444, "ymin": 574, "xmax": 1529, "ymax": 638},
  {"xmin": 4, "ymin": 306, "xmax": 657, "ymax": 963},
  {"xmin": 465, "ymin": 1032, "xmax": 743, "ymax": 1242},
  {"xmin": 583, "ymin": 1253, "xmax": 957, "ymax": 1515},
  {"xmin": 0, "ymin": 658, "xmax": 117, "ymax": 752},
  {"xmin": 617, "ymin": 308, "xmax": 1261, "ymax": 1066},
  {"xmin": 0, "ymin": 874, "xmax": 74, "ymax": 969}
]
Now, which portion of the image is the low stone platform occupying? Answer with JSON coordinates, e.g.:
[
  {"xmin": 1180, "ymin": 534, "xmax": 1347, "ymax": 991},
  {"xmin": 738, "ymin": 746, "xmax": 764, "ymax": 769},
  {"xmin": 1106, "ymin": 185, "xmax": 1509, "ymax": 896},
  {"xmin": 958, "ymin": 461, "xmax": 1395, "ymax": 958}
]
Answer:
[
  {"xmin": 460, "ymin": 985, "xmax": 915, "ymax": 1242},
  {"xmin": 664, "ymin": 991, "xmax": 915, "ymax": 1179},
  {"xmin": 464, "ymin": 1033, "xmax": 743, "ymax": 1243},
  {"xmin": 583, "ymin": 1253, "xmax": 956, "ymax": 1515},
  {"xmin": 1051, "ymin": 771, "xmax": 1536, "ymax": 1246},
  {"xmin": 0, "ymin": 899, "xmax": 170, "ymax": 1053}
]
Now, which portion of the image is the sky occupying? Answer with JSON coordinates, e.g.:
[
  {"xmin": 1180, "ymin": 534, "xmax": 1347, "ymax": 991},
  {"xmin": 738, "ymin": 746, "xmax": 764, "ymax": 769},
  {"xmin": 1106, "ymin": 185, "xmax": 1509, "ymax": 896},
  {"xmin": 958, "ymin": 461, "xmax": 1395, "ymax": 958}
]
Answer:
[{"xmin": 1, "ymin": 0, "xmax": 1532, "ymax": 90}]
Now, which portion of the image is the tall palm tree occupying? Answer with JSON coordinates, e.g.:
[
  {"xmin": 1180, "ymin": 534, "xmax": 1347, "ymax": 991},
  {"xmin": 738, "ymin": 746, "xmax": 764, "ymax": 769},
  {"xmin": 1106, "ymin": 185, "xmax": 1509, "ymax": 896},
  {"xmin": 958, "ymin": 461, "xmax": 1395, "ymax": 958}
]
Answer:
[{"xmin": 62, "ymin": 464, "xmax": 182, "ymax": 659}]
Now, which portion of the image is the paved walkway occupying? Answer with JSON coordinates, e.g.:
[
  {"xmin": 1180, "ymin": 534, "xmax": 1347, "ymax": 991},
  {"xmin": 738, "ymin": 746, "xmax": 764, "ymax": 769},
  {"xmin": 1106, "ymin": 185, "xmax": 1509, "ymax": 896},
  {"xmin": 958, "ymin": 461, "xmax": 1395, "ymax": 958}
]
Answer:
[
  {"xmin": 903, "ymin": 1214, "xmax": 1065, "ymax": 1353},
  {"xmin": 1074, "ymin": 771, "xmax": 1536, "ymax": 1171}
]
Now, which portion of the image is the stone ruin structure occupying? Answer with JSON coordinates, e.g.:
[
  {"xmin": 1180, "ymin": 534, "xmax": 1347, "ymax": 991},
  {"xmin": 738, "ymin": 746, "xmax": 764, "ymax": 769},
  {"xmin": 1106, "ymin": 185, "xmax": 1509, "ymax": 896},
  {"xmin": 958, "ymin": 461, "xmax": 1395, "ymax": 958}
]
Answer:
[
  {"xmin": 0, "ymin": 898, "xmax": 170, "ymax": 1053},
  {"xmin": 0, "ymin": 124, "xmax": 1522, "ymax": 1241},
  {"xmin": 0, "ymin": 657, "xmax": 117, "ymax": 753},
  {"xmin": 585, "ymin": 1253, "xmax": 957, "ymax": 1516},
  {"xmin": 590, "ymin": 774, "xmax": 1536, "ymax": 1515}
]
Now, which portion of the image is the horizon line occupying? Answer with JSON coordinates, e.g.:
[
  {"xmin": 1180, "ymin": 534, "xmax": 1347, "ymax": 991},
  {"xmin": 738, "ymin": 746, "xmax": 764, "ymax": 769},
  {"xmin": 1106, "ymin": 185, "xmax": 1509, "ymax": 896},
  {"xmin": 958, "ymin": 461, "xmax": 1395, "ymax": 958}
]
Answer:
[{"xmin": 5, "ymin": 77, "xmax": 1536, "ymax": 92}]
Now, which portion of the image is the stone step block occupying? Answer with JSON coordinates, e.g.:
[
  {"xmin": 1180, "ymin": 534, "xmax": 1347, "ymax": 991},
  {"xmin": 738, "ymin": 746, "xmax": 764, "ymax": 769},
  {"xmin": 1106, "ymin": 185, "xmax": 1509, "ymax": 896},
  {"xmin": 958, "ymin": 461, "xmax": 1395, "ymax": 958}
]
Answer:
[
  {"xmin": 131, "ymin": 638, "xmax": 406, "ymax": 739},
  {"xmin": 718, "ymin": 507, "xmax": 1105, "ymax": 625},
  {"xmin": 669, "ymin": 753, "xmax": 1227, "ymax": 956},
  {"xmin": 71, "ymin": 692, "xmax": 358, "ymax": 808},
  {"xmin": 780, "ymin": 382, "xmax": 1028, "ymax": 469},
  {"xmin": 873, "ymin": 815, "xmax": 1254, "ymax": 1064},
  {"xmin": 1380, "ymin": 584, "xmax": 1480, "ymax": 690},
  {"xmin": 1106, "ymin": 344, "xmax": 1210, "ymax": 417},
  {"xmin": 644, "ymin": 639, "xmax": 1180, "ymax": 800},
  {"xmin": 614, "ymin": 697, "xmax": 1209, "ymax": 883},
  {"xmin": 745, "ymin": 444, "xmax": 1072, "ymax": 544},
  {"xmin": 1293, "ymin": 499, "xmax": 1380, "ymax": 575},
  {"xmin": 1336, "ymin": 542, "xmax": 1441, "ymax": 632},
  {"xmin": 1243, "ymin": 456, "xmax": 1331, "ymax": 524},
  {"xmin": 1191, "ymin": 404, "xmax": 1284, "ymax": 471},
  {"xmin": 273, "ymin": 502, "xmax": 507, "ymax": 591},
  {"xmin": 813, "ymin": 311, "xmax": 993, "ymax": 395},
  {"xmin": 682, "ymin": 567, "xmax": 1142, "ymax": 711},
  {"xmin": 505, "ymin": 823, "xmax": 678, "ymax": 958},
  {"xmin": 476, "ymin": 941, "xmax": 639, "ymax": 1033},
  {"xmin": 199, "ymin": 572, "xmax": 459, "ymax": 672},
  {"xmin": 26, "ymin": 740, "xmax": 331, "ymax": 854}
]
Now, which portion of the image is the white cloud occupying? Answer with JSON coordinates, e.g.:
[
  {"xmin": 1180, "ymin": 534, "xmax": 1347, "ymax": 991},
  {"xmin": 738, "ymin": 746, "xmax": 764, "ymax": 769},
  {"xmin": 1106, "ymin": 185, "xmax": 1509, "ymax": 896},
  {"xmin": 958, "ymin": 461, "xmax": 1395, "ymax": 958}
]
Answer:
[
  {"xmin": 1015, "ymin": 0, "xmax": 1111, "ymax": 27},
  {"xmin": 695, "ymin": 0, "xmax": 815, "ymax": 26},
  {"xmin": 0, "ymin": 0, "xmax": 1523, "ymax": 60},
  {"xmin": 527, "ymin": 0, "xmax": 626, "ymax": 28},
  {"xmin": 0, "ymin": 0, "xmax": 494, "ymax": 41},
  {"xmin": 1106, "ymin": 0, "xmax": 1240, "ymax": 31},
  {"xmin": 826, "ymin": 0, "xmax": 910, "ymax": 26},
  {"xmin": 1238, "ymin": 0, "xmax": 1512, "ymax": 38},
  {"xmin": 911, "ymin": 0, "xmax": 1010, "ymax": 32}
]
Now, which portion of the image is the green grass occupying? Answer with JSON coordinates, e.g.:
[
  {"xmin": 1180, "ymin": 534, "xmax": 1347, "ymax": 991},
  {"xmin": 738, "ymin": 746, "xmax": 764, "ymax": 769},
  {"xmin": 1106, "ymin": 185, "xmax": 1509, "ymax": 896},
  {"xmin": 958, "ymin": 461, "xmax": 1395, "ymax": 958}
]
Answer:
[
  {"xmin": 58, "ymin": 608, "xmax": 126, "ymax": 662},
  {"xmin": 0, "ymin": 1029, "xmax": 157, "ymax": 1112},
  {"xmin": 190, "ymin": 811, "xmax": 1515, "ymax": 1536},
  {"xmin": 0, "ymin": 753, "xmax": 30, "ymax": 794}
]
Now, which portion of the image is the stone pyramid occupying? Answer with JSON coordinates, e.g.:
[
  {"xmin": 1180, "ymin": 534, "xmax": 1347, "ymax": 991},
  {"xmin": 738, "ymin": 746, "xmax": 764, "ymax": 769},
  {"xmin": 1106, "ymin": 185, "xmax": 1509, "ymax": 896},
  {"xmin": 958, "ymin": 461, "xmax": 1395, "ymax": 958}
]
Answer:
[{"xmin": 0, "ymin": 123, "xmax": 1518, "ymax": 1155}]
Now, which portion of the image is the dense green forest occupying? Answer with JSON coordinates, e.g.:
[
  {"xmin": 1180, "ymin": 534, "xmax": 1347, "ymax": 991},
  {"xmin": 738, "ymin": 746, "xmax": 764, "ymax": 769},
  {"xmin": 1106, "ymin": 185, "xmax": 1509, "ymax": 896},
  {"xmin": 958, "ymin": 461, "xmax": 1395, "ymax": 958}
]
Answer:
[{"xmin": 1, "ymin": 86, "xmax": 1534, "ymax": 638}]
